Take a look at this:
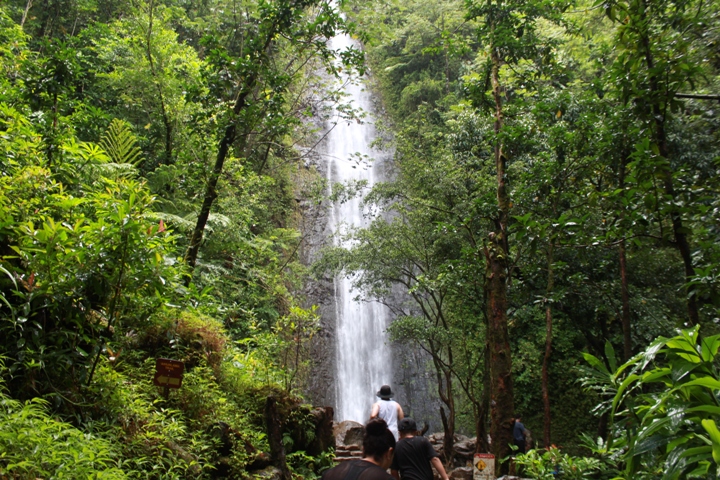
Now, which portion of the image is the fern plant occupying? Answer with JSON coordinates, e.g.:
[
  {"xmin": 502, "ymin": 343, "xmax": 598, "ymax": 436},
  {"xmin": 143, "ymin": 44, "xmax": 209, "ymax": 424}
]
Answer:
[{"xmin": 100, "ymin": 118, "xmax": 142, "ymax": 166}]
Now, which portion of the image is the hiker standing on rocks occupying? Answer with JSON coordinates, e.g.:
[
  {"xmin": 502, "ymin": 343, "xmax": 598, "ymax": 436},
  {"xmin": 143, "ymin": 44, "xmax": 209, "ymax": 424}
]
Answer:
[
  {"xmin": 390, "ymin": 418, "xmax": 449, "ymax": 480},
  {"xmin": 370, "ymin": 385, "xmax": 404, "ymax": 441},
  {"xmin": 322, "ymin": 419, "xmax": 396, "ymax": 480}
]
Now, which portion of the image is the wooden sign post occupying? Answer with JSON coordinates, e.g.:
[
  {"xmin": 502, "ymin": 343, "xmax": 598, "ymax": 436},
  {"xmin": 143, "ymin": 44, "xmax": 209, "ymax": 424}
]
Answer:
[
  {"xmin": 473, "ymin": 453, "xmax": 495, "ymax": 480},
  {"xmin": 153, "ymin": 358, "xmax": 184, "ymax": 398}
]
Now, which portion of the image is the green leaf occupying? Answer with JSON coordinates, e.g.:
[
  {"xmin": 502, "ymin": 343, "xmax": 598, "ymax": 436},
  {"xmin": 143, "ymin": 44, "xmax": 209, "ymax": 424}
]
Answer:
[
  {"xmin": 701, "ymin": 419, "xmax": 720, "ymax": 463},
  {"xmin": 605, "ymin": 341, "xmax": 617, "ymax": 372},
  {"xmin": 681, "ymin": 377, "xmax": 720, "ymax": 390}
]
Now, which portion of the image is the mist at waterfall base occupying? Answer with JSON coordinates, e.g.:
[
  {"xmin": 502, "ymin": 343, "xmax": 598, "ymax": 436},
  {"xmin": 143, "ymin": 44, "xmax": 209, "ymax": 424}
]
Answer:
[{"xmin": 324, "ymin": 32, "xmax": 392, "ymax": 423}]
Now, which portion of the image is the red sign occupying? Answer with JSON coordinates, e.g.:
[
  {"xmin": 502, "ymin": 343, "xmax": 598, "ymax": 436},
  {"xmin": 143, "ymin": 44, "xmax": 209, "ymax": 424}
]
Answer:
[{"xmin": 153, "ymin": 358, "xmax": 184, "ymax": 389}]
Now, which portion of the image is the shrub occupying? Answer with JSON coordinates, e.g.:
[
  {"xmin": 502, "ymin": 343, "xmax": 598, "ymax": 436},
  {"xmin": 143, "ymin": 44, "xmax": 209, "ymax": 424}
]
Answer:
[{"xmin": 0, "ymin": 383, "xmax": 126, "ymax": 479}]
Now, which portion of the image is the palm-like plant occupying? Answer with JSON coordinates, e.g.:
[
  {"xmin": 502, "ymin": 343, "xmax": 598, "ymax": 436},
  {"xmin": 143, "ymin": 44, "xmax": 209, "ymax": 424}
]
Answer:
[{"xmin": 582, "ymin": 327, "xmax": 720, "ymax": 479}]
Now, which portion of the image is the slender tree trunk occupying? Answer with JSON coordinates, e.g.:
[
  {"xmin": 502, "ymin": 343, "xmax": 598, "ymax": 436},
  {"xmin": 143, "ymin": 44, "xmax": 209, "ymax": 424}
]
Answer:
[
  {"xmin": 486, "ymin": 47, "xmax": 514, "ymax": 476},
  {"xmin": 476, "ymin": 341, "xmax": 491, "ymax": 453},
  {"xmin": 265, "ymin": 396, "xmax": 292, "ymax": 480},
  {"xmin": 618, "ymin": 158, "xmax": 632, "ymax": 360},
  {"xmin": 619, "ymin": 239, "xmax": 632, "ymax": 360},
  {"xmin": 431, "ymin": 349, "xmax": 455, "ymax": 466},
  {"xmin": 145, "ymin": 0, "xmax": 174, "ymax": 165},
  {"xmin": 541, "ymin": 244, "xmax": 554, "ymax": 448},
  {"xmin": 184, "ymin": 73, "xmax": 257, "ymax": 276},
  {"xmin": 21, "ymin": 0, "xmax": 33, "ymax": 27},
  {"xmin": 184, "ymin": 11, "xmax": 282, "ymax": 276},
  {"xmin": 638, "ymin": 0, "xmax": 698, "ymax": 325}
]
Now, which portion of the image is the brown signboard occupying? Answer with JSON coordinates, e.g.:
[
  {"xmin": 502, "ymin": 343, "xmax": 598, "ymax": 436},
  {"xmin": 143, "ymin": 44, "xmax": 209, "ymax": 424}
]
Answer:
[{"xmin": 153, "ymin": 358, "xmax": 184, "ymax": 389}]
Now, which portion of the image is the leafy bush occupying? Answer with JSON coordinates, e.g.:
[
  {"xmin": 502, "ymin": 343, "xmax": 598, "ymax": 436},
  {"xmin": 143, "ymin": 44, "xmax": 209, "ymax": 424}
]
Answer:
[
  {"xmin": 0, "ymin": 381, "xmax": 126, "ymax": 479},
  {"xmin": 583, "ymin": 327, "xmax": 720, "ymax": 479},
  {"xmin": 514, "ymin": 446, "xmax": 601, "ymax": 479}
]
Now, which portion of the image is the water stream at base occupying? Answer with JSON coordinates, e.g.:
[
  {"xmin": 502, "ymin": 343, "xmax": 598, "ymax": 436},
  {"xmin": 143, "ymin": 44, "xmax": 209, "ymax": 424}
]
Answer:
[{"xmin": 324, "ymin": 33, "xmax": 392, "ymax": 423}]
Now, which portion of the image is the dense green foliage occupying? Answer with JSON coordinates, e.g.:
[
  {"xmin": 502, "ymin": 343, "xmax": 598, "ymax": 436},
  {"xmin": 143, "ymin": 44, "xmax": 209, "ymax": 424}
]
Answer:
[
  {"xmin": 582, "ymin": 326, "xmax": 720, "ymax": 478},
  {"xmin": 0, "ymin": 0, "xmax": 355, "ymax": 477},
  {"xmin": 2, "ymin": 0, "xmax": 720, "ymax": 476}
]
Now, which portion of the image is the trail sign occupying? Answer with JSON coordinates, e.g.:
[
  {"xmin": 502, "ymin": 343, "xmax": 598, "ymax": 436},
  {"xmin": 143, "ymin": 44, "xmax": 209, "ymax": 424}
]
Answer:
[
  {"xmin": 473, "ymin": 453, "xmax": 495, "ymax": 480},
  {"xmin": 153, "ymin": 358, "xmax": 184, "ymax": 389}
]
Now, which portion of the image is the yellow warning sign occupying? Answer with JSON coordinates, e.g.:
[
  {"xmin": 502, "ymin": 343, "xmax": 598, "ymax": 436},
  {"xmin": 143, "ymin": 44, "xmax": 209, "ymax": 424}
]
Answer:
[{"xmin": 473, "ymin": 453, "xmax": 494, "ymax": 480}]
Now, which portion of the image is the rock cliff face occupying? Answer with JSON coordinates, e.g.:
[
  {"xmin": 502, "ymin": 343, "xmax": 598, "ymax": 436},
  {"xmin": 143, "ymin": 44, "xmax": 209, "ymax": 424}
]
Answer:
[{"xmin": 298, "ymin": 148, "xmax": 336, "ymax": 410}]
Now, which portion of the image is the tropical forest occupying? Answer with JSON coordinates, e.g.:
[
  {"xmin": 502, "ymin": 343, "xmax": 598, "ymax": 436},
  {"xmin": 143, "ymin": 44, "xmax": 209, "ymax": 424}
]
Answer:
[{"xmin": 1, "ymin": 0, "xmax": 719, "ymax": 478}]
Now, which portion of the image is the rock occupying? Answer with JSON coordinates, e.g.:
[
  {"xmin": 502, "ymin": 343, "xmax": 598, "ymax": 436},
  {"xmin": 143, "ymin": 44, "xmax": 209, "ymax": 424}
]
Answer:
[
  {"xmin": 247, "ymin": 452, "xmax": 272, "ymax": 470},
  {"xmin": 453, "ymin": 438, "xmax": 477, "ymax": 459},
  {"xmin": 250, "ymin": 466, "xmax": 283, "ymax": 480},
  {"xmin": 164, "ymin": 440, "xmax": 201, "ymax": 475},
  {"xmin": 449, "ymin": 467, "xmax": 473, "ymax": 480},
  {"xmin": 333, "ymin": 420, "xmax": 364, "ymax": 446},
  {"xmin": 307, "ymin": 406, "xmax": 335, "ymax": 456}
]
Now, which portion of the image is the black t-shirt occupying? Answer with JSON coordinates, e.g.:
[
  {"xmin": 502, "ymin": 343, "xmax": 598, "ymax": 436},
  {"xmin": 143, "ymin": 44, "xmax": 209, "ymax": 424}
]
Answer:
[
  {"xmin": 390, "ymin": 436, "xmax": 439, "ymax": 480},
  {"xmin": 322, "ymin": 459, "xmax": 394, "ymax": 480}
]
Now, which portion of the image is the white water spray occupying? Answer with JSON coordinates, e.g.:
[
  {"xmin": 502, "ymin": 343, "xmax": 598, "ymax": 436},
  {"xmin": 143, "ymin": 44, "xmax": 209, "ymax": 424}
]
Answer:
[{"xmin": 324, "ymin": 33, "xmax": 392, "ymax": 423}]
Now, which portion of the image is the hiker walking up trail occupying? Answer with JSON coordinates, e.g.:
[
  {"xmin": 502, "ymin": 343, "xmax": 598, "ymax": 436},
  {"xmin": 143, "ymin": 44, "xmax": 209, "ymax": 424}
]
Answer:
[
  {"xmin": 321, "ymin": 419, "xmax": 396, "ymax": 480},
  {"xmin": 370, "ymin": 385, "xmax": 404, "ymax": 441},
  {"xmin": 390, "ymin": 418, "xmax": 449, "ymax": 480}
]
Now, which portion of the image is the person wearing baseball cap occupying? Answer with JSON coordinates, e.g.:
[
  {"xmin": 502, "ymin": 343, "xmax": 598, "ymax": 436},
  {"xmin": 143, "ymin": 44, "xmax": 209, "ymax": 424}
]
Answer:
[
  {"xmin": 390, "ymin": 418, "xmax": 449, "ymax": 480},
  {"xmin": 370, "ymin": 385, "xmax": 404, "ymax": 441}
]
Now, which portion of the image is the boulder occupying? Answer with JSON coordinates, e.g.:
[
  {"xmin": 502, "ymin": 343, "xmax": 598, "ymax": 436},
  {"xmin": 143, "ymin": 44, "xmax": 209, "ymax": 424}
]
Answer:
[
  {"xmin": 453, "ymin": 438, "xmax": 477, "ymax": 459},
  {"xmin": 333, "ymin": 420, "xmax": 364, "ymax": 447},
  {"xmin": 306, "ymin": 406, "xmax": 335, "ymax": 456},
  {"xmin": 449, "ymin": 467, "xmax": 473, "ymax": 480},
  {"xmin": 250, "ymin": 466, "xmax": 283, "ymax": 480}
]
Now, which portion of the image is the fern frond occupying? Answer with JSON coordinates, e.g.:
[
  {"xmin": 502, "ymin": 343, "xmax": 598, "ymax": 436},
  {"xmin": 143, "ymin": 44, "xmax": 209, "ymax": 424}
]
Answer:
[
  {"xmin": 143, "ymin": 211, "xmax": 196, "ymax": 233},
  {"xmin": 100, "ymin": 119, "xmax": 143, "ymax": 166}
]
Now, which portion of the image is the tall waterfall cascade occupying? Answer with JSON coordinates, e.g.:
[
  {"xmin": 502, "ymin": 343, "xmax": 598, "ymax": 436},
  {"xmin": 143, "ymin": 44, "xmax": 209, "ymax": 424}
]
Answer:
[{"xmin": 324, "ymin": 32, "xmax": 392, "ymax": 423}]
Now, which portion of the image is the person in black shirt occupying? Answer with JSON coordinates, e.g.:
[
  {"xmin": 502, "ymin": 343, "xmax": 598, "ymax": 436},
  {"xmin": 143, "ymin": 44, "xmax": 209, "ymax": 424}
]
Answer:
[
  {"xmin": 322, "ymin": 419, "xmax": 396, "ymax": 480},
  {"xmin": 390, "ymin": 418, "xmax": 449, "ymax": 480}
]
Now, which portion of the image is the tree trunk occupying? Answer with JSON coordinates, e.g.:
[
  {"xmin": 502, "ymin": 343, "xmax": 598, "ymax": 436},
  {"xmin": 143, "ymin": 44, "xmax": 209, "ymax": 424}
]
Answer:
[
  {"xmin": 638, "ymin": 0, "xmax": 698, "ymax": 325},
  {"xmin": 541, "ymin": 244, "xmax": 553, "ymax": 449},
  {"xmin": 432, "ymin": 349, "xmax": 455, "ymax": 466},
  {"xmin": 475, "ymin": 342, "xmax": 491, "ymax": 453},
  {"xmin": 265, "ymin": 396, "xmax": 292, "ymax": 480},
  {"xmin": 145, "ymin": 0, "xmax": 174, "ymax": 166},
  {"xmin": 21, "ymin": 0, "xmax": 33, "ymax": 27},
  {"xmin": 619, "ymin": 239, "xmax": 632, "ymax": 360},
  {"xmin": 486, "ymin": 47, "xmax": 515, "ymax": 476},
  {"xmin": 184, "ymin": 13, "xmax": 280, "ymax": 276},
  {"xmin": 618, "ymin": 158, "xmax": 632, "ymax": 361},
  {"xmin": 183, "ymin": 75, "xmax": 257, "ymax": 276}
]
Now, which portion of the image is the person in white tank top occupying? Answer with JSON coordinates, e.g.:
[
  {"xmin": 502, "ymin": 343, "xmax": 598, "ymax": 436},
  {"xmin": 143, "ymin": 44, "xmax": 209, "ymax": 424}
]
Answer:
[{"xmin": 370, "ymin": 385, "xmax": 404, "ymax": 441}]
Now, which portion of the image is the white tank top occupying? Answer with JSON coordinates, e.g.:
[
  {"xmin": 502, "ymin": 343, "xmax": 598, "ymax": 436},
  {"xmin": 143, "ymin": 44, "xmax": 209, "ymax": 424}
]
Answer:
[{"xmin": 377, "ymin": 400, "xmax": 399, "ymax": 440}]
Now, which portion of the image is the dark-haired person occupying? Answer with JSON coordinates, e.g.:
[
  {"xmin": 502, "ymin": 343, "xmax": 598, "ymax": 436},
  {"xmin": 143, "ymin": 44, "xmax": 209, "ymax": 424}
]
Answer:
[
  {"xmin": 322, "ymin": 418, "xmax": 396, "ymax": 480},
  {"xmin": 370, "ymin": 385, "xmax": 404, "ymax": 440},
  {"xmin": 390, "ymin": 418, "xmax": 449, "ymax": 480},
  {"xmin": 513, "ymin": 416, "xmax": 529, "ymax": 454}
]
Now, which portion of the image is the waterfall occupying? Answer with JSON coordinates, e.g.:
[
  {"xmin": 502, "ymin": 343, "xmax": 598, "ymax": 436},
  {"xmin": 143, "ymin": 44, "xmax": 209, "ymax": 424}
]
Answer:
[{"xmin": 324, "ymin": 33, "xmax": 392, "ymax": 423}]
